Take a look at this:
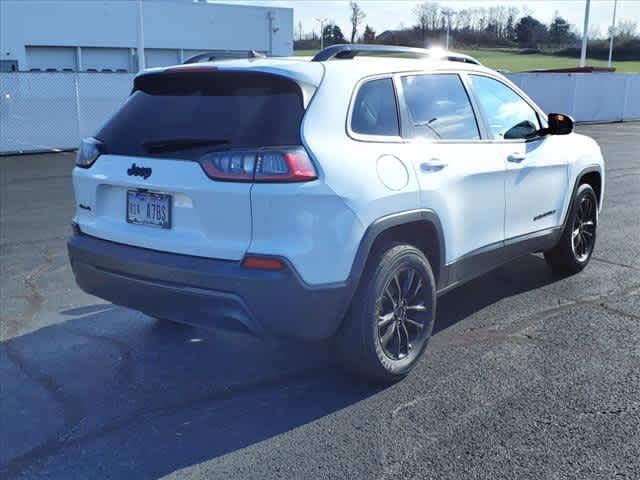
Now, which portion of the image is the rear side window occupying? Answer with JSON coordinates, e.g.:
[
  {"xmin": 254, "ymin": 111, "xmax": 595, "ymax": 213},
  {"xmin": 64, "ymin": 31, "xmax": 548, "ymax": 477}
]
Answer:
[
  {"xmin": 97, "ymin": 71, "xmax": 305, "ymax": 159},
  {"xmin": 401, "ymin": 74, "xmax": 479, "ymax": 140},
  {"xmin": 351, "ymin": 78, "xmax": 400, "ymax": 137}
]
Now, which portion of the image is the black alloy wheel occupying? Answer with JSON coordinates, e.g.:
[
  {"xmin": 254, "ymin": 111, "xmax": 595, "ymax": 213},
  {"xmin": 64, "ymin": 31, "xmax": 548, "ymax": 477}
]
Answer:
[
  {"xmin": 571, "ymin": 193, "xmax": 597, "ymax": 262},
  {"xmin": 377, "ymin": 267, "xmax": 429, "ymax": 361},
  {"xmin": 544, "ymin": 183, "xmax": 598, "ymax": 274}
]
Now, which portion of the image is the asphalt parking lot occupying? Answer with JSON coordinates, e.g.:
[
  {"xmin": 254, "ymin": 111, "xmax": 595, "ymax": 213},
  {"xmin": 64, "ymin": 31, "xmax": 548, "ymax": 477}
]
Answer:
[{"xmin": 1, "ymin": 122, "xmax": 639, "ymax": 479}]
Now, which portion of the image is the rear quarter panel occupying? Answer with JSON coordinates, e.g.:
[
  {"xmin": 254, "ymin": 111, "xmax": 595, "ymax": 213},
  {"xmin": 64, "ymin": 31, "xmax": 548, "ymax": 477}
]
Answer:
[
  {"xmin": 300, "ymin": 69, "xmax": 422, "ymax": 279},
  {"xmin": 249, "ymin": 181, "xmax": 365, "ymax": 286}
]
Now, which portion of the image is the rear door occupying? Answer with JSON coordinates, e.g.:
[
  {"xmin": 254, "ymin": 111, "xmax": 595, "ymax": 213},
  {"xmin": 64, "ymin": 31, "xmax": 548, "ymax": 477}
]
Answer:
[
  {"xmin": 398, "ymin": 73, "xmax": 506, "ymax": 265},
  {"xmin": 467, "ymin": 74, "xmax": 568, "ymax": 240},
  {"xmin": 73, "ymin": 69, "xmax": 306, "ymax": 260}
]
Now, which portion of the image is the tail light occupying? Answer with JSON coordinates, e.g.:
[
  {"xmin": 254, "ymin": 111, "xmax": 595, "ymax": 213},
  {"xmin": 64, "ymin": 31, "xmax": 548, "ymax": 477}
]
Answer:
[
  {"xmin": 76, "ymin": 137, "xmax": 105, "ymax": 168},
  {"xmin": 200, "ymin": 150, "xmax": 255, "ymax": 181},
  {"xmin": 199, "ymin": 147, "xmax": 317, "ymax": 183}
]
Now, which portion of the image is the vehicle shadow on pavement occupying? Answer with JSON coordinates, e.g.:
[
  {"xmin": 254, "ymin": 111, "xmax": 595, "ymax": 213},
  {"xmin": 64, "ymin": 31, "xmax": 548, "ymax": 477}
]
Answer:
[
  {"xmin": 1, "ymin": 254, "xmax": 561, "ymax": 479},
  {"xmin": 434, "ymin": 253, "xmax": 564, "ymax": 334},
  {"xmin": 1, "ymin": 309, "xmax": 384, "ymax": 479}
]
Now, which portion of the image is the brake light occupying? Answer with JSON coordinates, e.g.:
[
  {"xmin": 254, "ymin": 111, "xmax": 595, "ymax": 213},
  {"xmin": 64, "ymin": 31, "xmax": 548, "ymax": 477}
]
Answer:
[
  {"xmin": 165, "ymin": 65, "xmax": 219, "ymax": 73},
  {"xmin": 199, "ymin": 148, "xmax": 317, "ymax": 183},
  {"xmin": 255, "ymin": 150, "xmax": 317, "ymax": 181}
]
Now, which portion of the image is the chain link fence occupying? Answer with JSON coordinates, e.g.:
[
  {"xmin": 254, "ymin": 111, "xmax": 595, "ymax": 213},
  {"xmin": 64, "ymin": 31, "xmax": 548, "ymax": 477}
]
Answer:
[
  {"xmin": 1, "ymin": 71, "xmax": 639, "ymax": 155},
  {"xmin": 0, "ymin": 72, "xmax": 134, "ymax": 154}
]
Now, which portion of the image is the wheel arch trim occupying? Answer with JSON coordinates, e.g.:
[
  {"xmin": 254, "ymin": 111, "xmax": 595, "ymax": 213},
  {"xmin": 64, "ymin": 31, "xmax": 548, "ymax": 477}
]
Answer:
[
  {"xmin": 563, "ymin": 166, "xmax": 603, "ymax": 228},
  {"xmin": 344, "ymin": 209, "xmax": 446, "ymax": 302}
]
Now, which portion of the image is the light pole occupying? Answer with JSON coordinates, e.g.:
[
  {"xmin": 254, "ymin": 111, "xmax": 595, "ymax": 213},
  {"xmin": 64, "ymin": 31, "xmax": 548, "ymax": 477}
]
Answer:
[
  {"xmin": 136, "ymin": 0, "xmax": 145, "ymax": 71},
  {"xmin": 579, "ymin": 0, "xmax": 591, "ymax": 68},
  {"xmin": 268, "ymin": 11, "xmax": 275, "ymax": 55},
  {"xmin": 608, "ymin": 0, "xmax": 618, "ymax": 67},
  {"xmin": 315, "ymin": 17, "xmax": 328, "ymax": 50}
]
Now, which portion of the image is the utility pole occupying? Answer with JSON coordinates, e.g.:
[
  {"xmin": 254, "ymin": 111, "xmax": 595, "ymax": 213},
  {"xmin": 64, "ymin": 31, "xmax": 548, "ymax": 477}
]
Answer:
[
  {"xmin": 315, "ymin": 17, "xmax": 327, "ymax": 50},
  {"xmin": 579, "ymin": 0, "xmax": 591, "ymax": 68},
  {"xmin": 608, "ymin": 0, "xmax": 618, "ymax": 67},
  {"xmin": 136, "ymin": 0, "xmax": 145, "ymax": 72}
]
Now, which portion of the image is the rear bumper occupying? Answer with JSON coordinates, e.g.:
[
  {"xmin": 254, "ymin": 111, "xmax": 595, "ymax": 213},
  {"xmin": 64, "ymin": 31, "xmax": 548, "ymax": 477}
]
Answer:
[{"xmin": 67, "ymin": 232, "xmax": 348, "ymax": 340}]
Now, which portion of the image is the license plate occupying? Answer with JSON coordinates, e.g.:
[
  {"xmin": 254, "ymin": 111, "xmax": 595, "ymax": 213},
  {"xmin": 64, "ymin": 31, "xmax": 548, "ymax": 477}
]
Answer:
[{"xmin": 126, "ymin": 190, "xmax": 171, "ymax": 229}]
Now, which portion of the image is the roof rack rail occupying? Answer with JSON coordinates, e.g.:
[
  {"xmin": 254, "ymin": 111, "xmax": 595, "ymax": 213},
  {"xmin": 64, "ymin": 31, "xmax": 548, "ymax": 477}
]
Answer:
[
  {"xmin": 311, "ymin": 44, "xmax": 481, "ymax": 65},
  {"xmin": 183, "ymin": 50, "xmax": 266, "ymax": 64}
]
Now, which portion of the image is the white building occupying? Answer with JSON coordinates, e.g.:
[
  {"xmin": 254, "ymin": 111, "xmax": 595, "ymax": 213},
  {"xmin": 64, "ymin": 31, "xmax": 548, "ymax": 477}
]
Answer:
[{"xmin": 0, "ymin": 0, "xmax": 293, "ymax": 72}]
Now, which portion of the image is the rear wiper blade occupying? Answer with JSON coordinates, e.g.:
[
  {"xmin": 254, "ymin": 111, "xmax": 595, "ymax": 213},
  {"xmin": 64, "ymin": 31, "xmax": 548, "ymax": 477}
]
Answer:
[{"xmin": 143, "ymin": 138, "xmax": 230, "ymax": 153}]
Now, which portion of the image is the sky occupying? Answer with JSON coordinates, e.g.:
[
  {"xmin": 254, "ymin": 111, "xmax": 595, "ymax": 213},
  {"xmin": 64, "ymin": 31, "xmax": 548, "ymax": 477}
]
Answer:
[{"xmin": 215, "ymin": 1, "xmax": 640, "ymax": 39}]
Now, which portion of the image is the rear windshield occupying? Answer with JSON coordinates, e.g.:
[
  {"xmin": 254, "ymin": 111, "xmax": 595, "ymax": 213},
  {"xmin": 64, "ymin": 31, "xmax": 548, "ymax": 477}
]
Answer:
[{"xmin": 96, "ymin": 71, "xmax": 305, "ymax": 159}]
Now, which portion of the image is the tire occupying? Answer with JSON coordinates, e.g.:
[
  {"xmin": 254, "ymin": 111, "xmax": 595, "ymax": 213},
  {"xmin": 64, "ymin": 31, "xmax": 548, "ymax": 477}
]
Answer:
[
  {"xmin": 544, "ymin": 183, "xmax": 598, "ymax": 275},
  {"xmin": 340, "ymin": 242, "xmax": 437, "ymax": 383}
]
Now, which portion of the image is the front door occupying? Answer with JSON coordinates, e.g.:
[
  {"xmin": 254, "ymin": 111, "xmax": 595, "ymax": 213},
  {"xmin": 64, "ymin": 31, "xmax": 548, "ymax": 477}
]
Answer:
[{"xmin": 467, "ymin": 74, "xmax": 568, "ymax": 241}]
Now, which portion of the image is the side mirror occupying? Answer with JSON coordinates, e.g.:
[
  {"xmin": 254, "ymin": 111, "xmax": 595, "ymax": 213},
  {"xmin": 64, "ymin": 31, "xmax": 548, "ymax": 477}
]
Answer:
[
  {"xmin": 504, "ymin": 120, "xmax": 539, "ymax": 140},
  {"xmin": 547, "ymin": 113, "xmax": 574, "ymax": 135}
]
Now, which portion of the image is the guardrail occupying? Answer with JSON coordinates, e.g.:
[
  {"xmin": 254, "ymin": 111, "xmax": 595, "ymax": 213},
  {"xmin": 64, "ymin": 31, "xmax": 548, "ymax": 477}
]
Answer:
[{"xmin": 1, "ymin": 71, "xmax": 639, "ymax": 154}]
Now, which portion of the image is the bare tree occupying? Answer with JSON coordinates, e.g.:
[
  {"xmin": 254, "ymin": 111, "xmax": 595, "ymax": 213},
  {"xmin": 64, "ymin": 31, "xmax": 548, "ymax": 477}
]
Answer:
[
  {"xmin": 492, "ymin": 6, "xmax": 508, "ymax": 38},
  {"xmin": 349, "ymin": 1, "xmax": 366, "ymax": 43},
  {"xmin": 588, "ymin": 24, "xmax": 603, "ymax": 40},
  {"xmin": 476, "ymin": 7, "xmax": 488, "ymax": 32},
  {"xmin": 413, "ymin": 3, "xmax": 429, "ymax": 41},
  {"xmin": 468, "ymin": 7, "xmax": 481, "ymax": 31},
  {"xmin": 617, "ymin": 20, "xmax": 638, "ymax": 40},
  {"xmin": 428, "ymin": 2, "xmax": 441, "ymax": 31},
  {"xmin": 441, "ymin": 7, "xmax": 454, "ymax": 27},
  {"xmin": 455, "ymin": 9, "xmax": 471, "ymax": 31},
  {"xmin": 506, "ymin": 6, "xmax": 519, "ymax": 40},
  {"xmin": 413, "ymin": 2, "xmax": 440, "ymax": 43},
  {"xmin": 441, "ymin": 7, "xmax": 454, "ymax": 47}
]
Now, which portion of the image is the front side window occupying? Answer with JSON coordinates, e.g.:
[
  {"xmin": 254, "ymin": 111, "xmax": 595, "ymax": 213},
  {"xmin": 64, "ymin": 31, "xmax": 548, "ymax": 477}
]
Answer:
[
  {"xmin": 351, "ymin": 78, "xmax": 400, "ymax": 137},
  {"xmin": 401, "ymin": 74, "xmax": 480, "ymax": 140},
  {"xmin": 469, "ymin": 75, "xmax": 540, "ymax": 140}
]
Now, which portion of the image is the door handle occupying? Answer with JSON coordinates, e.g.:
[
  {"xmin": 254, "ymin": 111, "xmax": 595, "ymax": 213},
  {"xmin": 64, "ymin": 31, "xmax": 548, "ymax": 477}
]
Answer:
[
  {"xmin": 507, "ymin": 152, "xmax": 526, "ymax": 163},
  {"xmin": 420, "ymin": 158, "xmax": 448, "ymax": 172}
]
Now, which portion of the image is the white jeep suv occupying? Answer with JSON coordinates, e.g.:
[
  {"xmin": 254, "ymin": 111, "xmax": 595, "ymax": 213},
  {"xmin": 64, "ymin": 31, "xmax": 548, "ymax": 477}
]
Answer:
[{"xmin": 68, "ymin": 45, "xmax": 605, "ymax": 381}]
